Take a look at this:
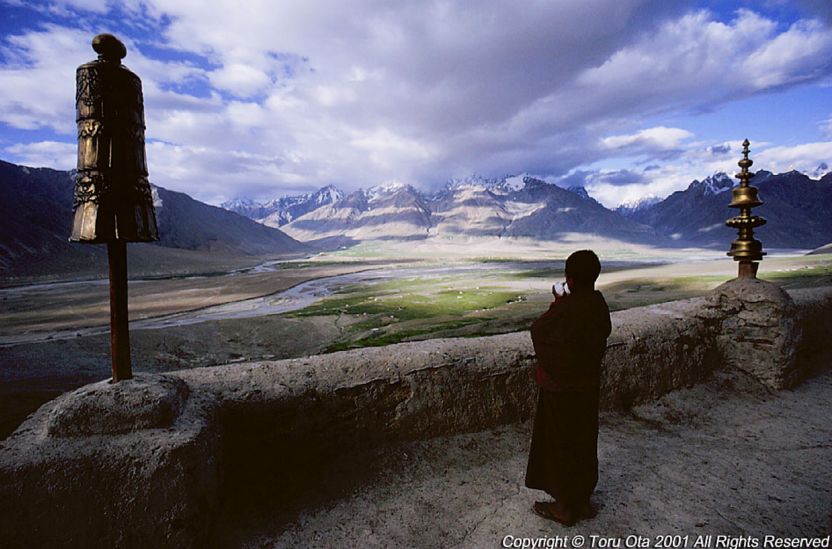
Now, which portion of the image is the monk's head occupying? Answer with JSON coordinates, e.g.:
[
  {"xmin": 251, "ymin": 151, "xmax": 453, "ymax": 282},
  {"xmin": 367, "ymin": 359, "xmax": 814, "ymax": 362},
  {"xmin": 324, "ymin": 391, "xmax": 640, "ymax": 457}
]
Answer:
[{"xmin": 565, "ymin": 249, "xmax": 601, "ymax": 292}]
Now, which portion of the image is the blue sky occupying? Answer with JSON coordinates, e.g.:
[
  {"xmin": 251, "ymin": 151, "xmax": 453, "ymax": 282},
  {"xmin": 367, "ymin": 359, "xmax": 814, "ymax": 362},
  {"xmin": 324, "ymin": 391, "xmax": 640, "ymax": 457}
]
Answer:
[{"xmin": 1, "ymin": 0, "xmax": 831, "ymax": 207}]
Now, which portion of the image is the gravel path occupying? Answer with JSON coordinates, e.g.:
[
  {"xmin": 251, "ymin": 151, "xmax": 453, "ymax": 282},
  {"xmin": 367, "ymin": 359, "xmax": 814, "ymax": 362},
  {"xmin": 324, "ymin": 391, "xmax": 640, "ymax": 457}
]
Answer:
[{"xmin": 224, "ymin": 368, "xmax": 832, "ymax": 548}]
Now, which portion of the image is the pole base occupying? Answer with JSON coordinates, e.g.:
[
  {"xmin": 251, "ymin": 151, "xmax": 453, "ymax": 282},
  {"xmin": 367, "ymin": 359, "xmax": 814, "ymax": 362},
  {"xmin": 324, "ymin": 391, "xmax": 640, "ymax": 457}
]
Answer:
[{"xmin": 738, "ymin": 261, "xmax": 759, "ymax": 279}]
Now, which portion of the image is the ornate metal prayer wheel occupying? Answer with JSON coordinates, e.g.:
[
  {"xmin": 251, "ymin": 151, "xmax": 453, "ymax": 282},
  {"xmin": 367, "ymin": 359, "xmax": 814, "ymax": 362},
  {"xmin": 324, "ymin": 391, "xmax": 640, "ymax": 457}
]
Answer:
[
  {"xmin": 71, "ymin": 33, "xmax": 158, "ymax": 242},
  {"xmin": 70, "ymin": 34, "xmax": 158, "ymax": 381},
  {"xmin": 726, "ymin": 139, "xmax": 766, "ymax": 278}
]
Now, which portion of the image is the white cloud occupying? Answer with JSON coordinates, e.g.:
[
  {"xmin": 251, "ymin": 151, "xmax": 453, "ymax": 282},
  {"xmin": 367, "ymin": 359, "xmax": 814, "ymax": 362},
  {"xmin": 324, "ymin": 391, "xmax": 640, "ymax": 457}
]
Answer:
[
  {"xmin": 0, "ymin": 24, "xmax": 209, "ymax": 134},
  {"xmin": 601, "ymin": 126, "xmax": 694, "ymax": 152},
  {"xmin": 5, "ymin": 140, "xmax": 76, "ymax": 170},
  {"xmin": 2, "ymin": 2, "xmax": 832, "ymax": 205},
  {"xmin": 0, "ymin": 25, "xmax": 91, "ymax": 134},
  {"xmin": 580, "ymin": 137, "xmax": 832, "ymax": 208},
  {"xmin": 209, "ymin": 63, "xmax": 272, "ymax": 98},
  {"xmin": 529, "ymin": 9, "xmax": 831, "ymax": 131},
  {"xmin": 742, "ymin": 18, "xmax": 832, "ymax": 88},
  {"xmin": 757, "ymin": 141, "xmax": 832, "ymax": 174},
  {"xmin": 56, "ymin": 0, "xmax": 107, "ymax": 13}
]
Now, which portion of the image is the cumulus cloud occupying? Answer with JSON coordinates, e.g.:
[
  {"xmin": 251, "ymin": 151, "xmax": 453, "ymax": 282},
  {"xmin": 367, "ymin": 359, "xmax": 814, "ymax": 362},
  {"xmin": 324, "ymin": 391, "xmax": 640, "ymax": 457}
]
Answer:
[
  {"xmin": 582, "ymin": 137, "xmax": 832, "ymax": 207},
  {"xmin": 558, "ymin": 169, "xmax": 648, "ymax": 189},
  {"xmin": 0, "ymin": 24, "xmax": 91, "ymax": 134},
  {"xmin": 5, "ymin": 140, "xmax": 76, "ymax": 169},
  {"xmin": 1, "ymin": 1, "xmax": 832, "ymax": 205},
  {"xmin": 0, "ymin": 23, "xmax": 208, "ymax": 134},
  {"xmin": 756, "ymin": 141, "xmax": 832, "ymax": 174},
  {"xmin": 208, "ymin": 63, "xmax": 273, "ymax": 98},
  {"xmin": 601, "ymin": 126, "xmax": 694, "ymax": 153},
  {"xmin": 742, "ymin": 18, "xmax": 832, "ymax": 88}
]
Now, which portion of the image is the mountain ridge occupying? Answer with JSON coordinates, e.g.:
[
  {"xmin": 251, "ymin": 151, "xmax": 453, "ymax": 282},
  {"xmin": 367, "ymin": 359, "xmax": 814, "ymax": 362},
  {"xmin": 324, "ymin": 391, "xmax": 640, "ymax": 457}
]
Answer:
[
  {"xmin": 274, "ymin": 175, "xmax": 662, "ymax": 245},
  {"xmin": 222, "ymin": 185, "xmax": 344, "ymax": 227},
  {"xmin": 227, "ymin": 169, "xmax": 832, "ymax": 250},
  {"xmin": 629, "ymin": 170, "xmax": 832, "ymax": 249},
  {"xmin": 0, "ymin": 159, "xmax": 306, "ymax": 278}
]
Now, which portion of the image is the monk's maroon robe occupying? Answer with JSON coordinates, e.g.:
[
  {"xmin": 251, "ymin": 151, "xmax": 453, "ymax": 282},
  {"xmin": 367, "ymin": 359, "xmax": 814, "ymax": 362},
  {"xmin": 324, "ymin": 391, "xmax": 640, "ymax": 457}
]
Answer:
[{"xmin": 525, "ymin": 289, "xmax": 611, "ymax": 508}]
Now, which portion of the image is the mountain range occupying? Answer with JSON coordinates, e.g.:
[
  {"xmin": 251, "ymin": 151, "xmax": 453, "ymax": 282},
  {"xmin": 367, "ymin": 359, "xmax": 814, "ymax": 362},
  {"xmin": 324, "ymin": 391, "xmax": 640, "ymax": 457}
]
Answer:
[
  {"xmin": 621, "ymin": 171, "xmax": 832, "ymax": 249},
  {"xmin": 221, "ymin": 185, "xmax": 344, "ymax": 228},
  {"xmin": 0, "ymin": 160, "xmax": 305, "ymax": 278},
  {"xmin": 225, "ymin": 171, "xmax": 832, "ymax": 250},
  {"xmin": 226, "ymin": 176, "xmax": 661, "ymax": 247},
  {"xmin": 4, "ymin": 157, "xmax": 831, "ymax": 279}
]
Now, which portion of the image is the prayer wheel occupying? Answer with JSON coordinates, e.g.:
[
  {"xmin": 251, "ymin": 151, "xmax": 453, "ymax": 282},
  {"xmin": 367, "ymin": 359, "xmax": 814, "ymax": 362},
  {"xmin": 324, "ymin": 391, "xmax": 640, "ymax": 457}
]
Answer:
[
  {"xmin": 70, "ymin": 33, "xmax": 158, "ymax": 381},
  {"xmin": 71, "ymin": 33, "xmax": 158, "ymax": 243}
]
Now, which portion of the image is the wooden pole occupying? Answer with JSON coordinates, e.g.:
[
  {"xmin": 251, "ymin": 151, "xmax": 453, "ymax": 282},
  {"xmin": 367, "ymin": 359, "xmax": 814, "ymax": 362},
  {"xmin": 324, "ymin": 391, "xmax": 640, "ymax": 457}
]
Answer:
[
  {"xmin": 107, "ymin": 240, "xmax": 132, "ymax": 381},
  {"xmin": 738, "ymin": 260, "xmax": 759, "ymax": 279}
]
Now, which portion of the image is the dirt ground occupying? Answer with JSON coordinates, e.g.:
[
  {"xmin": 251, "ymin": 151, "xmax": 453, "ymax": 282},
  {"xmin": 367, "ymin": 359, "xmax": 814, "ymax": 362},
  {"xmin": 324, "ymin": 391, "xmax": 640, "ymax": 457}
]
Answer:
[
  {"xmin": 220, "ymin": 367, "xmax": 832, "ymax": 548},
  {"xmin": 0, "ymin": 262, "xmax": 380, "ymax": 336},
  {"xmin": 0, "ymin": 312, "xmax": 360, "ymax": 438}
]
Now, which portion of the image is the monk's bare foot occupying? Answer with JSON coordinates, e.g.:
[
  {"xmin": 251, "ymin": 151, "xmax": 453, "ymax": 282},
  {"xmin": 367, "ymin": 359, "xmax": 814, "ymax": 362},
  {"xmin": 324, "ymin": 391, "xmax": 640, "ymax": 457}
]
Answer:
[
  {"xmin": 533, "ymin": 501, "xmax": 576, "ymax": 526},
  {"xmin": 577, "ymin": 501, "xmax": 597, "ymax": 519}
]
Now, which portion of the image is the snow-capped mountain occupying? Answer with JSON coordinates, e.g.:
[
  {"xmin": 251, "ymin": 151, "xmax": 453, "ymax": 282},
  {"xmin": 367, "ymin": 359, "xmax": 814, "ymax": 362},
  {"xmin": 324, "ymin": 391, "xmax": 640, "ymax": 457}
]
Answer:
[
  {"xmin": 222, "ymin": 184, "xmax": 344, "ymax": 227},
  {"xmin": 692, "ymin": 172, "xmax": 734, "ymax": 196},
  {"xmin": 276, "ymin": 175, "xmax": 659, "ymax": 246},
  {"xmin": 442, "ymin": 175, "xmax": 504, "ymax": 192},
  {"xmin": 223, "ymin": 168, "xmax": 832, "ymax": 250},
  {"xmin": 499, "ymin": 177, "xmax": 656, "ymax": 242},
  {"xmin": 615, "ymin": 196, "xmax": 662, "ymax": 218},
  {"xmin": 629, "ymin": 170, "xmax": 832, "ymax": 248},
  {"xmin": 282, "ymin": 184, "xmax": 432, "ymax": 244}
]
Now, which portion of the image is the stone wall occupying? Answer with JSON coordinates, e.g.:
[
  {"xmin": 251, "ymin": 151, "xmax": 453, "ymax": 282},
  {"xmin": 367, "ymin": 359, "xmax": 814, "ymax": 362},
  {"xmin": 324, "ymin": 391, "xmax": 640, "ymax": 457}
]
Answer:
[
  {"xmin": 791, "ymin": 286, "xmax": 832, "ymax": 377},
  {"xmin": 1, "ymin": 283, "xmax": 830, "ymax": 548}
]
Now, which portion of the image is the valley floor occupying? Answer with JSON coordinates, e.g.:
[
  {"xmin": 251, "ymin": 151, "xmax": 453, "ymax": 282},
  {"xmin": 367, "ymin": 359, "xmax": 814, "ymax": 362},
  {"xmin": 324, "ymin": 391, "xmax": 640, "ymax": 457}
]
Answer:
[{"xmin": 1, "ymin": 250, "xmax": 831, "ymax": 439}]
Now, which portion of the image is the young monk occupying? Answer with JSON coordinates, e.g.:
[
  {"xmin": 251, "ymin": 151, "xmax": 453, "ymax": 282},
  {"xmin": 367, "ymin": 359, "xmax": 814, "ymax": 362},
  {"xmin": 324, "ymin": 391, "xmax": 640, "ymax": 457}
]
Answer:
[{"xmin": 525, "ymin": 249, "xmax": 612, "ymax": 525}]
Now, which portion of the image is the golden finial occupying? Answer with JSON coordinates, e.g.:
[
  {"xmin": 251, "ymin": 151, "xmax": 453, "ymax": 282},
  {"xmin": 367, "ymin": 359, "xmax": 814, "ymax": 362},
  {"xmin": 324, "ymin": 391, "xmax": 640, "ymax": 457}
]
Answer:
[{"xmin": 726, "ymin": 138, "xmax": 766, "ymax": 278}]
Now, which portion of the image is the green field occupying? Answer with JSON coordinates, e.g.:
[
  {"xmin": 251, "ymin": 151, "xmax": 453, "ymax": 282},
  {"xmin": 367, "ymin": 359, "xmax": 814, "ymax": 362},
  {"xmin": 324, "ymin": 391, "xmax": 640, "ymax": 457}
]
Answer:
[
  {"xmin": 286, "ymin": 274, "xmax": 532, "ymax": 351},
  {"xmin": 2, "ymin": 245, "xmax": 830, "ymax": 440},
  {"xmin": 281, "ymin": 253, "xmax": 832, "ymax": 352}
]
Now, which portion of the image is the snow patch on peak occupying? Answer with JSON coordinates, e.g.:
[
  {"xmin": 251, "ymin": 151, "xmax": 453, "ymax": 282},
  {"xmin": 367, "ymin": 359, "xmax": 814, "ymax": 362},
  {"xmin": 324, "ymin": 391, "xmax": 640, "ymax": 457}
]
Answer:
[
  {"xmin": 367, "ymin": 181, "xmax": 410, "ymax": 202},
  {"xmin": 222, "ymin": 184, "xmax": 345, "ymax": 226},
  {"xmin": 221, "ymin": 197, "xmax": 256, "ymax": 210},
  {"xmin": 314, "ymin": 184, "xmax": 345, "ymax": 205},
  {"xmin": 703, "ymin": 172, "xmax": 733, "ymax": 195},
  {"xmin": 502, "ymin": 174, "xmax": 527, "ymax": 191},
  {"xmin": 615, "ymin": 195, "xmax": 661, "ymax": 216},
  {"xmin": 813, "ymin": 162, "xmax": 829, "ymax": 178},
  {"xmin": 151, "ymin": 186, "xmax": 163, "ymax": 209},
  {"xmin": 697, "ymin": 222, "xmax": 723, "ymax": 233},
  {"xmin": 445, "ymin": 175, "xmax": 502, "ymax": 191},
  {"xmin": 689, "ymin": 172, "xmax": 733, "ymax": 195}
]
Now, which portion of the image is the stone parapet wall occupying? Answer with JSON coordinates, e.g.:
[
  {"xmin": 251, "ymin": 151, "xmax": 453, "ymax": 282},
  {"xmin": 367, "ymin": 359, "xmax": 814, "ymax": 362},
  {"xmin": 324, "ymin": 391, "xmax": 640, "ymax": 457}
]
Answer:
[
  {"xmin": 602, "ymin": 298, "xmax": 716, "ymax": 408},
  {"xmin": 1, "ymin": 284, "xmax": 830, "ymax": 548},
  {"xmin": 0, "ymin": 383, "xmax": 220, "ymax": 548},
  {"xmin": 791, "ymin": 286, "xmax": 832, "ymax": 375}
]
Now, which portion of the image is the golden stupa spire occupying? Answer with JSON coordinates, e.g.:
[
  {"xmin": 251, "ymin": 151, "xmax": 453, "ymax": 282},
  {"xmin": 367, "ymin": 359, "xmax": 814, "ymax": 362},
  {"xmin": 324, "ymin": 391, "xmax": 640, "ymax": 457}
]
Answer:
[{"xmin": 726, "ymin": 139, "xmax": 766, "ymax": 278}]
